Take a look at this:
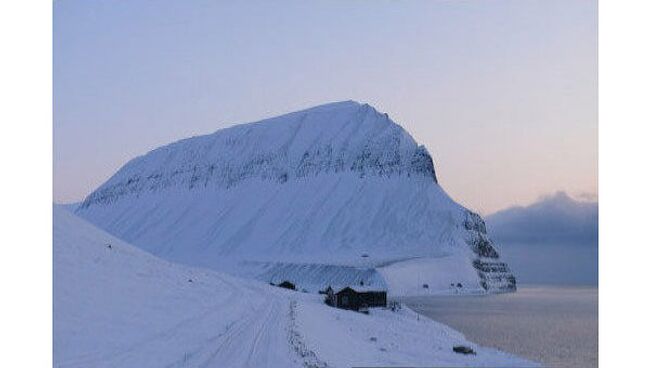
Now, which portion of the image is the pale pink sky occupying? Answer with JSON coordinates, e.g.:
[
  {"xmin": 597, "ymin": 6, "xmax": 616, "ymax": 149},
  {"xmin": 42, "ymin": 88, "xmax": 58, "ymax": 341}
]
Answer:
[{"xmin": 54, "ymin": 0, "xmax": 597, "ymax": 214}]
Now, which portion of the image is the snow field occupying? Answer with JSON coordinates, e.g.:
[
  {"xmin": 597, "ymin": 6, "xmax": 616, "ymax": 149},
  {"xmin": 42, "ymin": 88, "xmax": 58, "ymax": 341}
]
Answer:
[{"xmin": 55, "ymin": 206, "xmax": 535, "ymax": 367}]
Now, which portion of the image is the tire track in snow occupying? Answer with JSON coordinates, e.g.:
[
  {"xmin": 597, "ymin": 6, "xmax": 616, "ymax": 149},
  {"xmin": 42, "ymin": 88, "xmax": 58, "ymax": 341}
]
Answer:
[
  {"xmin": 195, "ymin": 286, "xmax": 297, "ymax": 368},
  {"xmin": 288, "ymin": 300, "xmax": 329, "ymax": 368}
]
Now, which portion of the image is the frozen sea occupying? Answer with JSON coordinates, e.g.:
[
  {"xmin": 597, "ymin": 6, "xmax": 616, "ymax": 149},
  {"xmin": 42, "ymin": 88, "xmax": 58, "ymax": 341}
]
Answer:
[{"xmin": 401, "ymin": 285, "xmax": 598, "ymax": 368}]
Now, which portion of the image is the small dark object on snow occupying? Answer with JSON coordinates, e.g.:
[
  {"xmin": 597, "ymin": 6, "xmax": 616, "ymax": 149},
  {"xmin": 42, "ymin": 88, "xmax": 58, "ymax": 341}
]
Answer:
[
  {"xmin": 456, "ymin": 283, "xmax": 463, "ymax": 288},
  {"xmin": 453, "ymin": 345, "xmax": 476, "ymax": 355},
  {"xmin": 422, "ymin": 283, "xmax": 429, "ymax": 289},
  {"xmin": 277, "ymin": 280, "xmax": 296, "ymax": 290},
  {"xmin": 360, "ymin": 280, "xmax": 364, "ymax": 286},
  {"xmin": 106, "ymin": 243, "xmax": 112, "ymax": 249},
  {"xmin": 188, "ymin": 279, "xmax": 193, "ymax": 283},
  {"xmin": 369, "ymin": 336, "xmax": 377, "ymax": 342},
  {"xmin": 361, "ymin": 253, "xmax": 369, "ymax": 258}
]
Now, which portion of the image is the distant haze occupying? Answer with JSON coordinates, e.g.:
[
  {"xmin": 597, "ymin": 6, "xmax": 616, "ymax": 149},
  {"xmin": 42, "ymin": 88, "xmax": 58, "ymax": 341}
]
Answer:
[
  {"xmin": 486, "ymin": 192, "xmax": 598, "ymax": 285},
  {"xmin": 54, "ymin": 0, "xmax": 597, "ymax": 214}
]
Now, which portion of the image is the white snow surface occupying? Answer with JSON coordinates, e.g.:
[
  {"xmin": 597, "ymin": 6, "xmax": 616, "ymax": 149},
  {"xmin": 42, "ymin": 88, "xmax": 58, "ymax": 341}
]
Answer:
[
  {"xmin": 75, "ymin": 101, "xmax": 514, "ymax": 294},
  {"xmin": 54, "ymin": 206, "xmax": 535, "ymax": 367}
]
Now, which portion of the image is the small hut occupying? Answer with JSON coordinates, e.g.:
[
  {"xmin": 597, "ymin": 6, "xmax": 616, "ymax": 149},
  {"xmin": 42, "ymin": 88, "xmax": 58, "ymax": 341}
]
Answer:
[
  {"xmin": 324, "ymin": 286, "xmax": 387, "ymax": 311},
  {"xmin": 277, "ymin": 280, "xmax": 296, "ymax": 290}
]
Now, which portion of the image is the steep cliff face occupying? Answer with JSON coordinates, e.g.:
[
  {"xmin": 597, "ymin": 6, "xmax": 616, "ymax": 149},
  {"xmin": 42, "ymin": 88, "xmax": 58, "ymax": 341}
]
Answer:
[
  {"xmin": 76, "ymin": 101, "xmax": 515, "ymax": 294},
  {"xmin": 464, "ymin": 211, "xmax": 517, "ymax": 292}
]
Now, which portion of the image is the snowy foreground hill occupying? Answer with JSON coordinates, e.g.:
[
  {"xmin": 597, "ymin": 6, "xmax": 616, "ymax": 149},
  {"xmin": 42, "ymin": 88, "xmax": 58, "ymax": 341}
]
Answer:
[
  {"xmin": 54, "ymin": 206, "xmax": 535, "ymax": 367},
  {"xmin": 75, "ymin": 101, "xmax": 515, "ymax": 295}
]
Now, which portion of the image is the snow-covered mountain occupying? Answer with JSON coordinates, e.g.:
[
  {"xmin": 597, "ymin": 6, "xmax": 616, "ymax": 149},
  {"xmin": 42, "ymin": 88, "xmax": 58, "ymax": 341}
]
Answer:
[
  {"xmin": 54, "ymin": 205, "xmax": 534, "ymax": 367},
  {"xmin": 75, "ymin": 101, "xmax": 515, "ymax": 295}
]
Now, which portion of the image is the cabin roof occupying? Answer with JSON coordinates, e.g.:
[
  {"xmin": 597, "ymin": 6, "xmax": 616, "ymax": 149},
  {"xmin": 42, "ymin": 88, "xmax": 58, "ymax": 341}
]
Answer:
[{"xmin": 328, "ymin": 285, "xmax": 386, "ymax": 294}]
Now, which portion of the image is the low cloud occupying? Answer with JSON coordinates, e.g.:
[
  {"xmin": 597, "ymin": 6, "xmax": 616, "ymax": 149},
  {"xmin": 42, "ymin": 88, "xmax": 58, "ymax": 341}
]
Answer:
[
  {"xmin": 486, "ymin": 191, "xmax": 598, "ymax": 247},
  {"xmin": 575, "ymin": 192, "xmax": 598, "ymax": 202}
]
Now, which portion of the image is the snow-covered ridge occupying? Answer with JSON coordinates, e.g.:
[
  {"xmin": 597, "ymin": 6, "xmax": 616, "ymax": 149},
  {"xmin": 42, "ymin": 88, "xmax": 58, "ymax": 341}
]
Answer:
[{"xmin": 80, "ymin": 101, "xmax": 436, "ymax": 208}]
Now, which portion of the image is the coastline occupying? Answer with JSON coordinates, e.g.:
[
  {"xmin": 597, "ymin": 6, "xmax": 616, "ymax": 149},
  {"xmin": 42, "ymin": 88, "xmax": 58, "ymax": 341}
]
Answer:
[{"xmin": 400, "ymin": 285, "xmax": 598, "ymax": 368}]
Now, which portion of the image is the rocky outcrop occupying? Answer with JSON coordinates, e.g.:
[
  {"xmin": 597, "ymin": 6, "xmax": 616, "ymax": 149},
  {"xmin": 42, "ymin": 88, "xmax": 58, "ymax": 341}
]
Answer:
[{"xmin": 465, "ymin": 211, "xmax": 517, "ymax": 292}]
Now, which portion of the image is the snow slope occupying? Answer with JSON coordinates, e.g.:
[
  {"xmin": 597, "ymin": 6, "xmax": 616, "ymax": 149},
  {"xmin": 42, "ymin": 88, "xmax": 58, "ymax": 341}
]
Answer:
[
  {"xmin": 54, "ymin": 206, "xmax": 535, "ymax": 367},
  {"xmin": 75, "ymin": 101, "xmax": 515, "ymax": 295},
  {"xmin": 54, "ymin": 206, "xmax": 297, "ymax": 367}
]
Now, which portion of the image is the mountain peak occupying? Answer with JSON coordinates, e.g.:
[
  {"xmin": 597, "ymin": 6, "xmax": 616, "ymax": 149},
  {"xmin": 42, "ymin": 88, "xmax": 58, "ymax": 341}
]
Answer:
[
  {"xmin": 295, "ymin": 100, "xmax": 362, "ymax": 113},
  {"xmin": 80, "ymin": 102, "xmax": 437, "ymax": 209},
  {"xmin": 257, "ymin": 100, "xmax": 391, "ymax": 131}
]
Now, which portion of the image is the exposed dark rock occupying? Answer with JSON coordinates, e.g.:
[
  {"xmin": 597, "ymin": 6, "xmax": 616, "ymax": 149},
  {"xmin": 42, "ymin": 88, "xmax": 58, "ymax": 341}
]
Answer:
[{"xmin": 464, "ymin": 211, "xmax": 517, "ymax": 292}]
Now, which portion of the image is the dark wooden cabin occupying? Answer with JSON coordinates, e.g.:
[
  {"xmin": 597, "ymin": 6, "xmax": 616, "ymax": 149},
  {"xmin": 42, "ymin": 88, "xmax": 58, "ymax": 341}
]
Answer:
[
  {"xmin": 324, "ymin": 286, "xmax": 387, "ymax": 311},
  {"xmin": 277, "ymin": 280, "xmax": 296, "ymax": 290}
]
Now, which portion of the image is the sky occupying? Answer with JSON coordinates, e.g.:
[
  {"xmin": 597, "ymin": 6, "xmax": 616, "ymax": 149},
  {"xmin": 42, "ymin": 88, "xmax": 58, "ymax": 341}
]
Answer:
[{"xmin": 54, "ymin": 0, "xmax": 597, "ymax": 215}]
